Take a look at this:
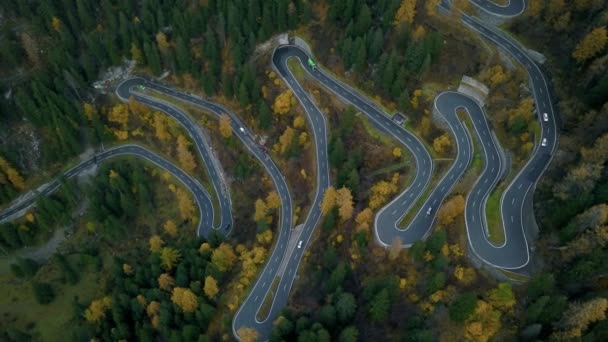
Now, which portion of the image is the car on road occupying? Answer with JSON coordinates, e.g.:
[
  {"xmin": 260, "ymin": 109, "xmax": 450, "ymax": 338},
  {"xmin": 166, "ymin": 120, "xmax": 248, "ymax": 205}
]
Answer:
[
  {"xmin": 541, "ymin": 138, "xmax": 547, "ymax": 146},
  {"xmin": 426, "ymin": 207, "xmax": 433, "ymax": 216},
  {"xmin": 543, "ymin": 112, "xmax": 549, "ymax": 122},
  {"xmin": 239, "ymin": 127, "xmax": 245, "ymax": 133},
  {"xmin": 297, "ymin": 240, "xmax": 303, "ymax": 249}
]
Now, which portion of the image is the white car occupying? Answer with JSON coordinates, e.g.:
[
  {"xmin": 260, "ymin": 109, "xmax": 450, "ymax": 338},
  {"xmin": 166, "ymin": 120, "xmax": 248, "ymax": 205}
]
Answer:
[
  {"xmin": 297, "ymin": 241, "xmax": 303, "ymax": 249},
  {"xmin": 239, "ymin": 127, "xmax": 245, "ymax": 133},
  {"xmin": 543, "ymin": 113, "xmax": 549, "ymax": 122},
  {"xmin": 541, "ymin": 138, "xmax": 547, "ymax": 146},
  {"xmin": 426, "ymin": 207, "xmax": 433, "ymax": 216}
]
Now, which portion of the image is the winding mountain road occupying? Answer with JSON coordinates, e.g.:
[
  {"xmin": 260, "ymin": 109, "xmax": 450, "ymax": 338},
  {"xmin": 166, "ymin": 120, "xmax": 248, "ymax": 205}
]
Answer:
[
  {"xmin": 0, "ymin": 1, "xmax": 556, "ymax": 340},
  {"xmin": 0, "ymin": 145, "xmax": 213, "ymax": 236}
]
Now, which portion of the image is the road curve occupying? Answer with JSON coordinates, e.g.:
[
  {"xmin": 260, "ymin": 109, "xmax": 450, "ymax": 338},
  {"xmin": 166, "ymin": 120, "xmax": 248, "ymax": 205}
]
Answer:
[
  {"xmin": 116, "ymin": 79, "xmax": 233, "ymax": 236},
  {"xmin": 468, "ymin": 0, "xmax": 526, "ymax": 17},
  {"xmin": 0, "ymin": 144, "xmax": 213, "ymax": 237}
]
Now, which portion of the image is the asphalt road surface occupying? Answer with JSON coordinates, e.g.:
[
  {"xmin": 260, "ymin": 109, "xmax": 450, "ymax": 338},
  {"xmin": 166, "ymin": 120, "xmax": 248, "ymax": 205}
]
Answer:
[
  {"xmin": 0, "ymin": 145, "xmax": 213, "ymax": 236},
  {"xmin": 469, "ymin": 0, "xmax": 526, "ymax": 17}
]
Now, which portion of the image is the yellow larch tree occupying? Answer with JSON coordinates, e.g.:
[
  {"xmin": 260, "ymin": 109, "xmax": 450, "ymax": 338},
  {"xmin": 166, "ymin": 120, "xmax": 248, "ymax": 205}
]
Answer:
[
  {"xmin": 465, "ymin": 300, "xmax": 502, "ymax": 342},
  {"xmin": 153, "ymin": 112, "xmax": 171, "ymax": 141},
  {"xmin": 175, "ymin": 188, "xmax": 194, "ymax": 220},
  {"xmin": 160, "ymin": 247, "xmax": 181, "ymax": 270},
  {"xmin": 437, "ymin": 195, "xmax": 465, "ymax": 226},
  {"xmin": 293, "ymin": 116, "xmax": 305, "ymax": 128},
  {"xmin": 0, "ymin": 157, "xmax": 26, "ymax": 190},
  {"xmin": 412, "ymin": 25, "xmax": 426, "ymax": 41},
  {"xmin": 321, "ymin": 186, "xmax": 338, "ymax": 215},
  {"xmin": 84, "ymin": 296, "xmax": 112, "ymax": 323},
  {"xmin": 266, "ymin": 191, "xmax": 281, "ymax": 210},
  {"xmin": 122, "ymin": 264, "xmax": 133, "ymax": 275},
  {"xmin": 219, "ymin": 114, "xmax": 233, "ymax": 138},
  {"xmin": 204, "ymin": 276, "xmax": 219, "ymax": 299},
  {"xmin": 394, "ymin": 0, "xmax": 416, "ymax": 25},
  {"xmin": 108, "ymin": 103, "xmax": 130, "ymax": 127},
  {"xmin": 83, "ymin": 103, "xmax": 97, "ymax": 121},
  {"xmin": 149, "ymin": 235, "xmax": 165, "ymax": 252},
  {"xmin": 276, "ymin": 126, "xmax": 295, "ymax": 154},
  {"xmin": 355, "ymin": 208, "xmax": 374, "ymax": 232},
  {"xmin": 336, "ymin": 187, "xmax": 354, "ymax": 221},
  {"xmin": 425, "ymin": 0, "xmax": 441, "ymax": 17},
  {"xmin": 51, "ymin": 17, "xmax": 62, "ymax": 32},
  {"xmin": 369, "ymin": 180, "xmax": 398, "ymax": 210},
  {"xmin": 171, "ymin": 287, "xmax": 198, "ymax": 313},
  {"xmin": 433, "ymin": 133, "xmax": 452, "ymax": 155},
  {"xmin": 272, "ymin": 90, "xmax": 294, "ymax": 115},
  {"xmin": 256, "ymin": 229, "xmax": 273, "ymax": 245},
  {"xmin": 253, "ymin": 198, "xmax": 268, "ymax": 222},
  {"xmin": 573, "ymin": 27, "xmax": 608, "ymax": 63},
  {"xmin": 237, "ymin": 327, "xmax": 260, "ymax": 342},
  {"xmin": 158, "ymin": 273, "xmax": 175, "ymax": 291},
  {"xmin": 392, "ymin": 147, "xmax": 402, "ymax": 159},
  {"xmin": 211, "ymin": 243, "xmax": 238, "ymax": 272},
  {"xmin": 176, "ymin": 135, "xmax": 197, "ymax": 173},
  {"xmin": 163, "ymin": 219, "xmax": 178, "ymax": 237},
  {"xmin": 552, "ymin": 298, "xmax": 608, "ymax": 339},
  {"xmin": 156, "ymin": 32, "xmax": 170, "ymax": 52}
]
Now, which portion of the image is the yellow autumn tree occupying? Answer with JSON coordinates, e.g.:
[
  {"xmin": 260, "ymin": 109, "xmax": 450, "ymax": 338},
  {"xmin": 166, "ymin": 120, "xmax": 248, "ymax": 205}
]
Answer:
[
  {"xmin": 84, "ymin": 296, "xmax": 112, "ymax": 323},
  {"xmin": 552, "ymin": 298, "xmax": 608, "ymax": 339},
  {"xmin": 128, "ymin": 96, "xmax": 149, "ymax": 119},
  {"xmin": 394, "ymin": 0, "xmax": 416, "ymax": 25},
  {"xmin": 211, "ymin": 243, "xmax": 238, "ymax": 272},
  {"xmin": 266, "ymin": 191, "xmax": 281, "ymax": 210},
  {"xmin": 321, "ymin": 186, "xmax": 338, "ymax": 215},
  {"xmin": 219, "ymin": 114, "xmax": 233, "ymax": 138},
  {"xmin": 336, "ymin": 187, "xmax": 354, "ymax": 221},
  {"xmin": 122, "ymin": 264, "xmax": 133, "ymax": 275},
  {"xmin": 412, "ymin": 25, "xmax": 426, "ymax": 41},
  {"xmin": 433, "ymin": 133, "xmax": 452, "ymax": 155},
  {"xmin": 175, "ymin": 188, "xmax": 194, "ymax": 220},
  {"xmin": 454, "ymin": 265, "xmax": 477, "ymax": 285},
  {"xmin": 487, "ymin": 283, "xmax": 516, "ymax": 312},
  {"xmin": 83, "ymin": 103, "xmax": 97, "ymax": 121},
  {"xmin": 437, "ymin": 195, "xmax": 465, "ymax": 226},
  {"xmin": 425, "ymin": 0, "xmax": 441, "ymax": 16},
  {"xmin": 156, "ymin": 32, "xmax": 170, "ymax": 52},
  {"xmin": 293, "ymin": 116, "xmax": 305, "ymax": 128},
  {"xmin": 51, "ymin": 17, "xmax": 62, "ymax": 32},
  {"xmin": 355, "ymin": 208, "xmax": 374, "ymax": 232},
  {"xmin": 465, "ymin": 300, "xmax": 502, "ymax": 342},
  {"xmin": 160, "ymin": 247, "xmax": 181, "ymax": 270},
  {"xmin": 158, "ymin": 273, "xmax": 175, "ymax": 291},
  {"xmin": 392, "ymin": 147, "xmax": 402, "ymax": 159},
  {"xmin": 163, "ymin": 220, "xmax": 178, "ymax": 237},
  {"xmin": 171, "ymin": 287, "xmax": 198, "ymax": 313},
  {"xmin": 108, "ymin": 103, "xmax": 129, "ymax": 127},
  {"xmin": 573, "ymin": 27, "xmax": 608, "ymax": 62},
  {"xmin": 204, "ymin": 276, "xmax": 219, "ymax": 299},
  {"xmin": 153, "ymin": 112, "xmax": 171, "ymax": 141},
  {"xmin": 276, "ymin": 126, "xmax": 295, "ymax": 154},
  {"xmin": 272, "ymin": 90, "xmax": 294, "ymax": 115},
  {"xmin": 0, "ymin": 157, "xmax": 26, "ymax": 190},
  {"xmin": 237, "ymin": 327, "xmax": 260, "ymax": 342},
  {"xmin": 369, "ymin": 180, "xmax": 398, "ymax": 210},
  {"xmin": 256, "ymin": 229, "xmax": 273, "ymax": 245},
  {"xmin": 176, "ymin": 135, "xmax": 197, "ymax": 173},
  {"xmin": 253, "ymin": 199, "xmax": 268, "ymax": 222},
  {"xmin": 149, "ymin": 235, "xmax": 165, "ymax": 252}
]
